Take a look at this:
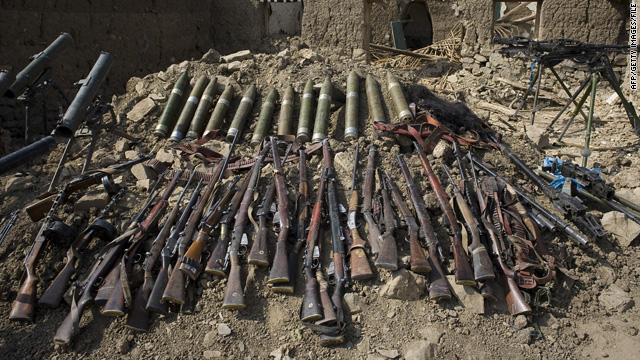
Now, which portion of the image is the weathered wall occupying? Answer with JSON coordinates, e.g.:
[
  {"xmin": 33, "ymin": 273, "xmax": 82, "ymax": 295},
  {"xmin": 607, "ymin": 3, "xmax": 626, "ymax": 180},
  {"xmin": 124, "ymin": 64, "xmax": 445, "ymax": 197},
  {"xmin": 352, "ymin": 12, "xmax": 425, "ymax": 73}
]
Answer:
[
  {"xmin": 301, "ymin": 0, "xmax": 364, "ymax": 55},
  {"xmin": 0, "ymin": 0, "xmax": 213, "ymax": 95},
  {"xmin": 212, "ymin": 0, "xmax": 265, "ymax": 54}
]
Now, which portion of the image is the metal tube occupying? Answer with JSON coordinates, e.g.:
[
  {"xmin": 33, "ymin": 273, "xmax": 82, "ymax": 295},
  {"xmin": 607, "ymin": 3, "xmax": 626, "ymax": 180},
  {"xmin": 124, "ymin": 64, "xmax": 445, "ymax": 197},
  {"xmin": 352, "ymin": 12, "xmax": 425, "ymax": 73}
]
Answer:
[
  {"xmin": 0, "ymin": 136, "xmax": 59, "ymax": 175},
  {"xmin": 277, "ymin": 85, "xmax": 294, "ymax": 136},
  {"xmin": 311, "ymin": 76, "xmax": 332, "ymax": 143},
  {"xmin": 0, "ymin": 70, "xmax": 15, "ymax": 97},
  {"xmin": 296, "ymin": 79, "xmax": 314, "ymax": 143},
  {"xmin": 344, "ymin": 71, "xmax": 359, "ymax": 141},
  {"xmin": 185, "ymin": 77, "xmax": 218, "ymax": 141},
  {"xmin": 386, "ymin": 71, "xmax": 413, "ymax": 122},
  {"xmin": 251, "ymin": 88, "xmax": 278, "ymax": 146},
  {"xmin": 582, "ymin": 74, "xmax": 598, "ymax": 167},
  {"xmin": 366, "ymin": 74, "xmax": 386, "ymax": 124},
  {"xmin": 205, "ymin": 85, "xmax": 234, "ymax": 134},
  {"xmin": 154, "ymin": 71, "xmax": 189, "ymax": 138},
  {"xmin": 170, "ymin": 76, "xmax": 209, "ymax": 142},
  {"xmin": 226, "ymin": 84, "xmax": 257, "ymax": 142}
]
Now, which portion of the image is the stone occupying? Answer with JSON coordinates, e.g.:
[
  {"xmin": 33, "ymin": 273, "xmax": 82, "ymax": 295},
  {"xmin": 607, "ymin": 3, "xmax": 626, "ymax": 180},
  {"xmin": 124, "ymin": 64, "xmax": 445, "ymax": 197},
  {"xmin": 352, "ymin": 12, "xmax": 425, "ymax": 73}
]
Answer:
[
  {"xmin": 474, "ymin": 54, "xmax": 488, "ymax": 63},
  {"xmin": 131, "ymin": 164, "xmax": 157, "ymax": 182},
  {"xmin": 227, "ymin": 61, "xmax": 242, "ymax": 72},
  {"xmin": 525, "ymin": 124, "xmax": 550, "ymax": 148},
  {"xmin": 613, "ymin": 188, "xmax": 640, "ymax": 205},
  {"xmin": 3, "ymin": 176, "xmax": 34, "ymax": 193},
  {"xmin": 116, "ymin": 338, "xmax": 130, "ymax": 354},
  {"xmin": 352, "ymin": 48, "xmax": 367, "ymax": 62},
  {"xmin": 377, "ymin": 349, "xmax": 399, "ymax": 359},
  {"xmin": 334, "ymin": 151, "xmax": 355, "ymax": 174},
  {"xmin": 613, "ymin": 172, "xmax": 640, "ymax": 188},
  {"xmin": 217, "ymin": 323, "xmax": 232, "ymax": 336},
  {"xmin": 201, "ymin": 49, "xmax": 221, "ymax": 63},
  {"xmin": 156, "ymin": 148, "xmax": 175, "ymax": 164},
  {"xmin": 446, "ymin": 275, "xmax": 484, "ymax": 315},
  {"xmin": 516, "ymin": 327, "xmax": 535, "ymax": 344},
  {"xmin": 124, "ymin": 150, "xmax": 139, "ymax": 160},
  {"xmin": 596, "ymin": 265, "xmax": 617, "ymax": 285},
  {"xmin": 299, "ymin": 49, "xmax": 323, "ymax": 65},
  {"xmin": 343, "ymin": 293, "xmax": 365, "ymax": 314},
  {"xmin": 74, "ymin": 190, "xmax": 110, "ymax": 213},
  {"xmin": 221, "ymin": 50, "xmax": 253, "ymax": 63},
  {"xmin": 403, "ymin": 340, "xmax": 435, "ymax": 360},
  {"xmin": 206, "ymin": 140, "xmax": 231, "ymax": 156},
  {"xmin": 149, "ymin": 92, "xmax": 166, "ymax": 102},
  {"xmin": 431, "ymin": 141, "xmax": 453, "ymax": 161},
  {"xmin": 602, "ymin": 211, "xmax": 640, "ymax": 247},
  {"xmin": 203, "ymin": 330, "xmax": 216, "ymax": 347},
  {"xmin": 135, "ymin": 81, "xmax": 147, "ymax": 97},
  {"xmin": 270, "ymin": 344, "xmax": 290, "ymax": 360},
  {"xmin": 447, "ymin": 74, "xmax": 458, "ymax": 83},
  {"xmin": 136, "ymin": 179, "xmax": 153, "ymax": 191},
  {"xmin": 379, "ymin": 269, "xmax": 425, "ymax": 301},
  {"xmin": 277, "ymin": 48, "xmax": 290, "ymax": 58},
  {"xmin": 599, "ymin": 285, "xmax": 634, "ymax": 312},
  {"xmin": 419, "ymin": 326, "xmax": 443, "ymax": 344},
  {"xmin": 127, "ymin": 97, "xmax": 156, "ymax": 122},
  {"xmin": 114, "ymin": 138, "xmax": 130, "ymax": 153},
  {"xmin": 513, "ymin": 315, "xmax": 528, "ymax": 330},
  {"xmin": 367, "ymin": 355, "xmax": 387, "ymax": 360},
  {"xmin": 203, "ymin": 350, "xmax": 221, "ymax": 359}
]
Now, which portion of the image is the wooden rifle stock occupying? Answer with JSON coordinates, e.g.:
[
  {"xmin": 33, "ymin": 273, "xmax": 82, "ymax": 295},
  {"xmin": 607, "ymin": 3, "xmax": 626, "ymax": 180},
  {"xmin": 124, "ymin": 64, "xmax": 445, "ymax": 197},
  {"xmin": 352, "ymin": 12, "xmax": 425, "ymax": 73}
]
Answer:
[
  {"xmin": 267, "ymin": 139, "xmax": 292, "ymax": 284},
  {"xmin": 206, "ymin": 223, "xmax": 231, "ymax": 276},
  {"xmin": 396, "ymin": 154, "xmax": 451, "ymax": 301},
  {"xmin": 347, "ymin": 144, "xmax": 374, "ymax": 280},
  {"xmin": 247, "ymin": 180, "xmax": 275, "ymax": 266},
  {"xmin": 361, "ymin": 145, "xmax": 381, "ymax": 255},
  {"xmin": 10, "ymin": 189, "xmax": 65, "ymax": 321},
  {"xmin": 375, "ymin": 169, "xmax": 398, "ymax": 270},
  {"xmin": 414, "ymin": 142, "xmax": 475, "ymax": 286}
]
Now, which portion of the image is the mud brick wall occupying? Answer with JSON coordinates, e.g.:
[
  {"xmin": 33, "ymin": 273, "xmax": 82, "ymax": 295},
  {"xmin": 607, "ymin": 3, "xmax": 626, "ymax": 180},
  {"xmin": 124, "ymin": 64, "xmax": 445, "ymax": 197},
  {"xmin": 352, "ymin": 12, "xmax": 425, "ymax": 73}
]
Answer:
[
  {"xmin": 0, "ymin": 0, "xmax": 213, "ymax": 95},
  {"xmin": 211, "ymin": 0, "xmax": 265, "ymax": 55},
  {"xmin": 301, "ymin": 0, "xmax": 365, "ymax": 55}
]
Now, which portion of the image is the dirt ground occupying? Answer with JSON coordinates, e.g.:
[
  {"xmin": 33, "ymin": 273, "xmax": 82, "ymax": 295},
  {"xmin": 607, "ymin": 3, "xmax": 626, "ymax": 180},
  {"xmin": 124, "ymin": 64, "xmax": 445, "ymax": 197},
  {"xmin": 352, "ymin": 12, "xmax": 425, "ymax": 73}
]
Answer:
[{"xmin": 0, "ymin": 36, "xmax": 639, "ymax": 360}]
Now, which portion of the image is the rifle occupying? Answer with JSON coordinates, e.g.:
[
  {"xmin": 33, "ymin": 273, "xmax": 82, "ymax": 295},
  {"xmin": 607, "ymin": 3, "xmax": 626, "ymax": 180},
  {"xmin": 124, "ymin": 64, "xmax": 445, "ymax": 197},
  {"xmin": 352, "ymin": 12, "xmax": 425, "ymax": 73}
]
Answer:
[
  {"xmin": 125, "ymin": 172, "xmax": 198, "ymax": 331},
  {"xmin": 53, "ymin": 192, "xmax": 157, "ymax": 346},
  {"xmin": 346, "ymin": 144, "xmax": 374, "ymax": 280},
  {"xmin": 396, "ymin": 154, "xmax": 451, "ymax": 300},
  {"xmin": 267, "ymin": 138, "xmax": 293, "ymax": 285},
  {"xmin": 247, "ymin": 178, "xmax": 276, "ymax": 267},
  {"xmin": 273, "ymin": 147, "xmax": 309, "ymax": 293},
  {"xmin": 101, "ymin": 170, "xmax": 184, "ymax": 316},
  {"xmin": 25, "ymin": 154, "xmax": 153, "ymax": 221},
  {"xmin": 222, "ymin": 142, "xmax": 272, "ymax": 309},
  {"xmin": 38, "ymin": 189, "xmax": 124, "ymax": 308},
  {"xmin": 374, "ymin": 168, "xmax": 398, "ymax": 270},
  {"xmin": 0, "ymin": 209, "xmax": 21, "ymax": 247},
  {"xmin": 361, "ymin": 145, "xmax": 381, "ymax": 256},
  {"xmin": 300, "ymin": 168, "xmax": 326, "ymax": 322},
  {"xmin": 441, "ymin": 165, "xmax": 495, "ymax": 282},
  {"xmin": 9, "ymin": 188, "xmax": 66, "ymax": 321},
  {"xmin": 146, "ymin": 176, "xmax": 204, "ymax": 315},
  {"xmin": 414, "ymin": 142, "xmax": 475, "ymax": 286},
  {"xmin": 384, "ymin": 172, "xmax": 430, "ymax": 273}
]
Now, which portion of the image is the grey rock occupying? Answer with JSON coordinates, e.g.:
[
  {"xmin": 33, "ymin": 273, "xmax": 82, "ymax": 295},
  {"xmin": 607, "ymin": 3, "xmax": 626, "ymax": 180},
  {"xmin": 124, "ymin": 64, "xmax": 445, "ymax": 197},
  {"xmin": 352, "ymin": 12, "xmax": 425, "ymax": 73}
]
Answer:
[
  {"xmin": 136, "ymin": 179, "xmax": 153, "ymax": 191},
  {"xmin": 127, "ymin": 97, "xmax": 156, "ymax": 122},
  {"xmin": 596, "ymin": 265, "xmax": 617, "ymax": 285},
  {"xmin": 474, "ymin": 54, "xmax": 488, "ymax": 63},
  {"xmin": 201, "ymin": 49, "xmax": 221, "ymax": 63},
  {"xmin": 379, "ymin": 269, "xmax": 425, "ymax": 300},
  {"xmin": 131, "ymin": 164, "xmax": 157, "ymax": 182},
  {"xmin": 403, "ymin": 340, "xmax": 435, "ymax": 360},
  {"xmin": 377, "ymin": 349, "xmax": 399, "ymax": 359},
  {"xmin": 203, "ymin": 330, "xmax": 216, "ymax": 347},
  {"xmin": 352, "ymin": 48, "xmax": 367, "ymax": 62},
  {"xmin": 599, "ymin": 285, "xmax": 634, "ymax": 312},
  {"xmin": 217, "ymin": 323, "xmax": 232, "ymax": 336},
  {"xmin": 227, "ymin": 61, "xmax": 242, "ymax": 72},
  {"xmin": 419, "ymin": 326, "xmax": 444, "ymax": 344},
  {"xmin": 156, "ymin": 148, "xmax": 175, "ymax": 164},
  {"xmin": 525, "ymin": 124, "xmax": 550, "ymax": 148},
  {"xmin": 602, "ymin": 211, "xmax": 640, "ymax": 247},
  {"xmin": 343, "ymin": 293, "xmax": 365, "ymax": 314},
  {"xmin": 117, "ymin": 338, "xmax": 130, "ymax": 354},
  {"xmin": 221, "ymin": 50, "xmax": 253, "ymax": 63},
  {"xmin": 75, "ymin": 190, "xmax": 110, "ymax": 213},
  {"xmin": 334, "ymin": 151, "xmax": 355, "ymax": 175},
  {"xmin": 124, "ymin": 150, "xmax": 139, "ymax": 160},
  {"xmin": 114, "ymin": 138, "xmax": 130, "ymax": 153},
  {"xmin": 446, "ymin": 275, "xmax": 484, "ymax": 315},
  {"xmin": 513, "ymin": 315, "xmax": 528, "ymax": 330},
  {"xmin": 431, "ymin": 141, "xmax": 453, "ymax": 162},
  {"xmin": 203, "ymin": 350, "xmax": 222, "ymax": 359}
]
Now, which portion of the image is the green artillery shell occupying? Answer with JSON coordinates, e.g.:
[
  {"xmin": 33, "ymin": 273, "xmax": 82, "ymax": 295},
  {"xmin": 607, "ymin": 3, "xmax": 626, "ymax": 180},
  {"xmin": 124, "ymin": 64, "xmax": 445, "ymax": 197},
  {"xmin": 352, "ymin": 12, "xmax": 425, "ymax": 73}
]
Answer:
[
  {"xmin": 169, "ymin": 75, "xmax": 209, "ymax": 142},
  {"xmin": 251, "ymin": 88, "xmax": 279, "ymax": 146},
  {"xmin": 205, "ymin": 85, "xmax": 235, "ymax": 134},
  {"xmin": 366, "ymin": 74, "xmax": 386, "ymax": 124},
  {"xmin": 345, "ymin": 71, "xmax": 359, "ymax": 141},
  {"xmin": 185, "ymin": 77, "xmax": 218, "ymax": 141},
  {"xmin": 296, "ymin": 79, "xmax": 315, "ymax": 143},
  {"xmin": 311, "ymin": 76, "xmax": 332, "ymax": 143},
  {"xmin": 277, "ymin": 86, "xmax": 295, "ymax": 136},
  {"xmin": 154, "ymin": 71, "xmax": 189, "ymax": 137},
  {"xmin": 386, "ymin": 71, "xmax": 414, "ymax": 122},
  {"xmin": 226, "ymin": 84, "xmax": 257, "ymax": 142}
]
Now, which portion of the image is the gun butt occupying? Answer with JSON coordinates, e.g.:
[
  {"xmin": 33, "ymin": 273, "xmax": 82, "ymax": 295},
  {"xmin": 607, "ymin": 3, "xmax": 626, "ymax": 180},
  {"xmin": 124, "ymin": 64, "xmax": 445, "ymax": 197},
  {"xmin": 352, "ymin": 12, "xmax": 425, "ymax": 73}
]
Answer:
[
  {"xmin": 124, "ymin": 283, "xmax": 151, "ymax": 332},
  {"xmin": 162, "ymin": 266, "xmax": 187, "ymax": 305},
  {"xmin": 318, "ymin": 334, "xmax": 345, "ymax": 347},
  {"xmin": 409, "ymin": 235, "xmax": 431, "ymax": 274},
  {"xmin": 426, "ymin": 250, "xmax": 452, "ymax": 301},
  {"xmin": 479, "ymin": 279, "xmax": 499, "ymax": 302},
  {"xmin": 272, "ymin": 248, "xmax": 301, "ymax": 294},
  {"xmin": 25, "ymin": 195, "xmax": 54, "ymax": 222},
  {"xmin": 453, "ymin": 248, "xmax": 476, "ymax": 286},
  {"xmin": 146, "ymin": 268, "xmax": 169, "ymax": 315},
  {"xmin": 222, "ymin": 260, "xmax": 245, "ymax": 310},
  {"xmin": 94, "ymin": 263, "xmax": 120, "ymax": 305},
  {"xmin": 179, "ymin": 240, "xmax": 206, "ymax": 280},
  {"xmin": 100, "ymin": 279, "xmax": 126, "ymax": 317},
  {"xmin": 471, "ymin": 246, "xmax": 496, "ymax": 281},
  {"xmin": 504, "ymin": 276, "xmax": 532, "ymax": 316},
  {"xmin": 316, "ymin": 272, "xmax": 336, "ymax": 325},
  {"xmin": 54, "ymin": 308, "xmax": 77, "ymax": 347},
  {"xmin": 180, "ymin": 281, "xmax": 196, "ymax": 314},
  {"xmin": 247, "ymin": 227, "xmax": 269, "ymax": 266},
  {"xmin": 374, "ymin": 235, "xmax": 398, "ymax": 270},
  {"xmin": 9, "ymin": 274, "xmax": 38, "ymax": 321},
  {"xmin": 267, "ymin": 239, "xmax": 290, "ymax": 284},
  {"xmin": 300, "ymin": 269, "xmax": 322, "ymax": 322},
  {"xmin": 205, "ymin": 234, "xmax": 229, "ymax": 276},
  {"xmin": 350, "ymin": 248, "xmax": 374, "ymax": 281},
  {"xmin": 38, "ymin": 259, "xmax": 76, "ymax": 308}
]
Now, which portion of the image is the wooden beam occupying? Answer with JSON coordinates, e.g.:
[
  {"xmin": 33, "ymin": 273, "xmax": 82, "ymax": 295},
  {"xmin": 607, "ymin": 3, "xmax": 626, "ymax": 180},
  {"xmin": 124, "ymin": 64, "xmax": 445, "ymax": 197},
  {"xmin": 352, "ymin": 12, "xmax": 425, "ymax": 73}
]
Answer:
[{"xmin": 369, "ymin": 43, "xmax": 435, "ymax": 60}]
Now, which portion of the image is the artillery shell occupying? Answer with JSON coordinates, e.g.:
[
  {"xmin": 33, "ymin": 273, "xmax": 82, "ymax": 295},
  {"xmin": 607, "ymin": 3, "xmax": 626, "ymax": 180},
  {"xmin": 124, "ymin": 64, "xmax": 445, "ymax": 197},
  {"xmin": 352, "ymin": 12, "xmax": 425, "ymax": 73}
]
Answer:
[
  {"xmin": 226, "ymin": 84, "xmax": 257, "ymax": 142},
  {"xmin": 366, "ymin": 74, "xmax": 386, "ymax": 124},
  {"xmin": 205, "ymin": 85, "xmax": 235, "ymax": 134},
  {"xmin": 169, "ymin": 75, "xmax": 209, "ymax": 142},
  {"xmin": 154, "ymin": 71, "xmax": 189, "ymax": 138},
  {"xmin": 296, "ymin": 79, "xmax": 315, "ymax": 143},
  {"xmin": 277, "ymin": 86, "xmax": 295, "ymax": 136},
  {"xmin": 185, "ymin": 77, "xmax": 218, "ymax": 141},
  {"xmin": 311, "ymin": 76, "xmax": 332, "ymax": 143},
  {"xmin": 344, "ymin": 71, "xmax": 359, "ymax": 141},
  {"xmin": 251, "ymin": 88, "xmax": 279, "ymax": 146},
  {"xmin": 386, "ymin": 71, "xmax": 413, "ymax": 122}
]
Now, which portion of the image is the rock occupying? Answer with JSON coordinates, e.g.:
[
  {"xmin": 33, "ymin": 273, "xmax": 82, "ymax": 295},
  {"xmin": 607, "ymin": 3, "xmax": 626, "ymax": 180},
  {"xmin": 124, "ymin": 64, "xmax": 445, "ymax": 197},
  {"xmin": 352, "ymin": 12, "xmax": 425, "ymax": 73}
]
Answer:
[
  {"xmin": 596, "ymin": 265, "xmax": 617, "ymax": 285},
  {"xmin": 474, "ymin": 54, "xmax": 488, "ymax": 63},
  {"xmin": 516, "ymin": 327, "xmax": 535, "ymax": 344},
  {"xmin": 613, "ymin": 188, "xmax": 640, "ymax": 205},
  {"xmin": 602, "ymin": 211, "xmax": 640, "ymax": 247},
  {"xmin": 131, "ymin": 164, "xmax": 157, "ymax": 182},
  {"xmin": 343, "ymin": 293, "xmax": 365, "ymax": 314},
  {"xmin": 227, "ymin": 61, "xmax": 242, "ymax": 72},
  {"xmin": 613, "ymin": 172, "xmax": 640, "ymax": 188},
  {"xmin": 447, "ymin": 74, "xmax": 458, "ymax": 83},
  {"xmin": 156, "ymin": 148, "xmax": 175, "ymax": 164},
  {"xmin": 599, "ymin": 285, "xmax": 634, "ymax": 312},
  {"xmin": 4, "ymin": 176, "xmax": 34, "ymax": 193},
  {"xmin": 334, "ymin": 151, "xmax": 355, "ymax": 174},
  {"xmin": 403, "ymin": 340, "xmax": 435, "ymax": 360},
  {"xmin": 277, "ymin": 48, "xmax": 290, "ymax": 58},
  {"xmin": 299, "ymin": 49, "xmax": 323, "ymax": 65},
  {"xmin": 114, "ymin": 138, "xmax": 130, "ymax": 152},
  {"xmin": 136, "ymin": 179, "xmax": 153, "ymax": 191},
  {"xmin": 127, "ymin": 97, "xmax": 156, "ymax": 122},
  {"xmin": 203, "ymin": 350, "xmax": 222, "ymax": 359},
  {"xmin": 116, "ymin": 338, "xmax": 130, "ymax": 354},
  {"xmin": 446, "ymin": 275, "xmax": 484, "ymax": 315},
  {"xmin": 206, "ymin": 139, "xmax": 231, "ymax": 155},
  {"xmin": 377, "ymin": 349, "xmax": 399, "ymax": 359},
  {"xmin": 419, "ymin": 326, "xmax": 444, "ymax": 344},
  {"xmin": 270, "ymin": 344, "xmax": 291, "ymax": 360},
  {"xmin": 379, "ymin": 269, "xmax": 425, "ymax": 300},
  {"xmin": 217, "ymin": 323, "xmax": 232, "ymax": 336},
  {"xmin": 203, "ymin": 330, "xmax": 216, "ymax": 347},
  {"xmin": 222, "ymin": 50, "xmax": 253, "ymax": 63},
  {"xmin": 431, "ymin": 141, "xmax": 453, "ymax": 161},
  {"xmin": 74, "ymin": 190, "xmax": 110, "ymax": 213},
  {"xmin": 124, "ymin": 150, "xmax": 139, "ymax": 160},
  {"xmin": 513, "ymin": 315, "xmax": 528, "ymax": 330},
  {"xmin": 135, "ymin": 81, "xmax": 147, "ymax": 97},
  {"xmin": 352, "ymin": 48, "xmax": 367, "ymax": 62},
  {"xmin": 201, "ymin": 49, "xmax": 221, "ymax": 63},
  {"xmin": 149, "ymin": 92, "xmax": 166, "ymax": 102},
  {"xmin": 525, "ymin": 125, "xmax": 550, "ymax": 148},
  {"xmin": 367, "ymin": 355, "xmax": 387, "ymax": 360}
]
